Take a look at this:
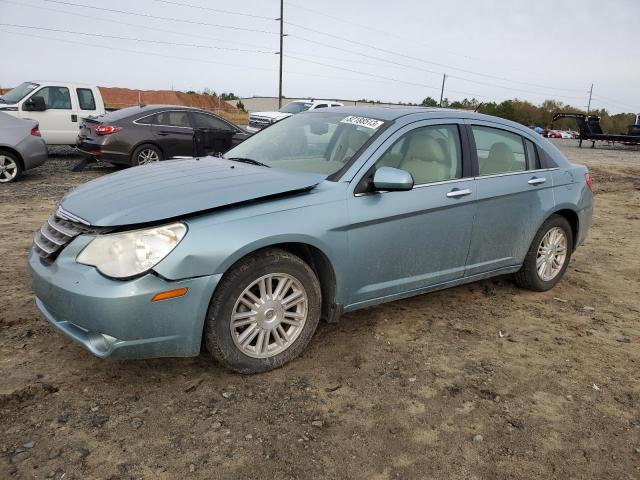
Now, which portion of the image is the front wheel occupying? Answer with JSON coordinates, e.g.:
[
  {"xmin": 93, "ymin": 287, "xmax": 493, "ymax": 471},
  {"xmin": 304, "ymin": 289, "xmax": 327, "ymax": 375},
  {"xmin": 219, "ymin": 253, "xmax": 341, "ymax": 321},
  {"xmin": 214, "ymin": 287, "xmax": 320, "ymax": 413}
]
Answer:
[
  {"xmin": 514, "ymin": 215, "xmax": 573, "ymax": 291},
  {"xmin": 204, "ymin": 249, "xmax": 322, "ymax": 373}
]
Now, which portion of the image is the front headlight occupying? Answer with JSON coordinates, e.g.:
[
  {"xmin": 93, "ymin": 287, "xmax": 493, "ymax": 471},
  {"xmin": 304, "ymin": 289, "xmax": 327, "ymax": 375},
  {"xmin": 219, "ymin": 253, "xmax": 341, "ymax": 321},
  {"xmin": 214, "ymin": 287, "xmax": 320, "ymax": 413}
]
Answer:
[{"xmin": 77, "ymin": 222, "xmax": 187, "ymax": 279}]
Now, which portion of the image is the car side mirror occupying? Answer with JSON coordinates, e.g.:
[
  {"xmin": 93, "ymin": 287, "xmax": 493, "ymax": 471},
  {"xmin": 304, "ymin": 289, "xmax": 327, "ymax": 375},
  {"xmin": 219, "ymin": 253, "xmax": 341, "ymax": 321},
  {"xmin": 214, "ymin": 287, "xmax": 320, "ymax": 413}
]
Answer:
[
  {"xmin": 23, "ymin": 96, "xmax": 46, "ymax": 112},
  {"xmin": 372, "ymin": 167, "xmax": 414, "ymax": 191}
]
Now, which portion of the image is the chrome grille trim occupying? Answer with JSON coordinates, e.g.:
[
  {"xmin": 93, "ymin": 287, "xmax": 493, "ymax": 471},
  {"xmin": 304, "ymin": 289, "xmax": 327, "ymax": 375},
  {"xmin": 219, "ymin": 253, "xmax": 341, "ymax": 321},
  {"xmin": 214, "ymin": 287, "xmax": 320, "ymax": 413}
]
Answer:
[{"xmin": 33, "ymin": 211, "xmax": 103, "ymax": 263}]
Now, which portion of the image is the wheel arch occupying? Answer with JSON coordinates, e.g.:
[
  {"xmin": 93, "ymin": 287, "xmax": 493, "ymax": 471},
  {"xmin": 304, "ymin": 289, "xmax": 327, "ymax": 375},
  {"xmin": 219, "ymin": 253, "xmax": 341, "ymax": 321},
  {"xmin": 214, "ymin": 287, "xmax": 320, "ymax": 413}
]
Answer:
[
  {"xmin": 551, "ymin": 208, "xmax": 579, "ymax": 250},
  {"xmin": 218, "ymin": 240, "xmax": 341, "ymax": 324}
]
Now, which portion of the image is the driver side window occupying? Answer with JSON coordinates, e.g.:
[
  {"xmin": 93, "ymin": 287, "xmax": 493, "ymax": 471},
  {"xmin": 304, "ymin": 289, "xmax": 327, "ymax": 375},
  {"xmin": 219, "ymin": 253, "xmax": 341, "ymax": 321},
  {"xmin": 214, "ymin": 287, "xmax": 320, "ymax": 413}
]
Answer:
[
  {"xmin": 375, "ymin": 125, "xmax": 462, "ymax": 185},
  {"xmin": 33, "ymin": 86, "xmax": 72, "ymax": 110}
]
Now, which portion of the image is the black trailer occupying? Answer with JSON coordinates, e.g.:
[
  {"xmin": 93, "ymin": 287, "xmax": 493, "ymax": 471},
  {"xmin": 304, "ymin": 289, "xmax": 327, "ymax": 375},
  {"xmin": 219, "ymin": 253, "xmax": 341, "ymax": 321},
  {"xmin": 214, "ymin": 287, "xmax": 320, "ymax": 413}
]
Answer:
[{"xmin": 552, "ymin": 112, "xmax": 640, "ymax": 148}]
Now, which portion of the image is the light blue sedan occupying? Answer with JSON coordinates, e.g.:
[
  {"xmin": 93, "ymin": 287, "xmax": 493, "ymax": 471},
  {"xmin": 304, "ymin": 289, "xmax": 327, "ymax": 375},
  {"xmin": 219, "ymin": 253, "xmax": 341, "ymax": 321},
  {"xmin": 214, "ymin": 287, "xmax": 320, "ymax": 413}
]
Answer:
[{"xmin": 28, "ymin": 107, "xmax": 593, "ymax": 373}]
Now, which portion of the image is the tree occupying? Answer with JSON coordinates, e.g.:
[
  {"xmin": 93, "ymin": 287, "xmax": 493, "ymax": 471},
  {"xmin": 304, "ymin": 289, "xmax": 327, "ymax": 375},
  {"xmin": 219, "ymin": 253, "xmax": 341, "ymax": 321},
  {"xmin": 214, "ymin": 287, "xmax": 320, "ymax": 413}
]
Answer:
[
  {"xmin": 236, "ymin": 100, "xmax": 246, "ymax": 112},
  {"xmin": 421, "ymin": 96, "xmax": 438, "ymax": 107},
  {"xmin": 220, "ymin": 92, "xmax": 239, "ymax": 101}
]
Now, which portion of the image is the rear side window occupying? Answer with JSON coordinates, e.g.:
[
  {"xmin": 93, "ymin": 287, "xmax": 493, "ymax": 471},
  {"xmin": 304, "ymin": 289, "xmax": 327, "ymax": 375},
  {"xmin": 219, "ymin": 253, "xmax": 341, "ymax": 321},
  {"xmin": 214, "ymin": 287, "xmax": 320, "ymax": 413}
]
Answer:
[
  {"xmin": 375, "ymin": 124, "xmax": 462, "ymax": 185},
  {"xmin": 192, "ymin": 112, "xmax": 232, "ymax": 130},
  {"xmin": 472, "ymin": 126, "xmax": 526, "ymax": 176},
  {"xmin": 77, "ymin": 88, "xmax": 96, "ymax": 110},
  {"xmin": 33, "ymin": 86, "xmax": 71, "ymax": 110},
  {"xmin": 147, "ymin": 111, "xmax": 191, "ymax": 127},
  {"xmin": 524, "ymin": 138, "xmax": 540, "ymax": 170},
  {"xmin": 314, "ymin": 104, "xmax": 328, "ymax": 109}
]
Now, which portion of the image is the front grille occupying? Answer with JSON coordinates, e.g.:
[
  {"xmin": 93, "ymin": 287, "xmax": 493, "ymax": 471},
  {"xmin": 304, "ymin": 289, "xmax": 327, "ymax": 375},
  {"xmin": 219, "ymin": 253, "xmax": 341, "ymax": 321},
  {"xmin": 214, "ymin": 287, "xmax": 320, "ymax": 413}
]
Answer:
[
  {"xmin": 248, "ymin": 116, "xmax": 271, "ymax": 130},
  {"xmin": 33, "ymin": 211, "xmax": 97, "ymax": 262}
]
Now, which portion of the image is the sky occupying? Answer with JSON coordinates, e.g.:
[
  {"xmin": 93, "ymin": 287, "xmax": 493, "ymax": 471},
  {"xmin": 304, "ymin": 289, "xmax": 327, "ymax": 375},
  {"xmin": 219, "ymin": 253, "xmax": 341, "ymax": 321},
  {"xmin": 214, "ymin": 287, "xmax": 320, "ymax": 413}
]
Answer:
[{"xmin": 0, "ymin": 0, "xmax": 638, "ymax": 114}]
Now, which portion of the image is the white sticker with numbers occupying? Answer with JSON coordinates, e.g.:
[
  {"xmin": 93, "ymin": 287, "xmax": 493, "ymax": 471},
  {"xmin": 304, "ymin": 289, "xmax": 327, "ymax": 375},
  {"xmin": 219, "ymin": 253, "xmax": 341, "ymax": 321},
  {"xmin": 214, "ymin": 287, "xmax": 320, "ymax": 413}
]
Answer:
[{"xmin": 340, "ymin": 115, "xmax": 384, "ymax": 130}]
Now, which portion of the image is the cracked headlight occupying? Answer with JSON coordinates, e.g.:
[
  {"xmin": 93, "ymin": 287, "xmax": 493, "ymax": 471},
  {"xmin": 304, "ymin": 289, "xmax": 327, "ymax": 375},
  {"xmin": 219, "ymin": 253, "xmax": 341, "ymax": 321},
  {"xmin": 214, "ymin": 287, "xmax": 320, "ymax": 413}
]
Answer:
[{"xmin": 77, "ymin": 222, "xmax": 187, "ymax": 279}]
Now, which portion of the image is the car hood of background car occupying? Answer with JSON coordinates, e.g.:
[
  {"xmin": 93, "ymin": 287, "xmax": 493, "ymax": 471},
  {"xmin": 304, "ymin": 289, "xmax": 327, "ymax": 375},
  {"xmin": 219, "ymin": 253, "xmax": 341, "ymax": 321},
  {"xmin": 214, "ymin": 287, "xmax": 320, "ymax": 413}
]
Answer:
[{"xmin": 60, "ymin": 158, "xmax": 326, "ymax": 227}]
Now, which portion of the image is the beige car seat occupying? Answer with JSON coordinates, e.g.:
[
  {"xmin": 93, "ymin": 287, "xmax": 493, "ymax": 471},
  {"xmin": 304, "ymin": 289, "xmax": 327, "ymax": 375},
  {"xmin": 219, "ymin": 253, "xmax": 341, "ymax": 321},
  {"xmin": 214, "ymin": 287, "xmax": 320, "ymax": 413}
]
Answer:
[
  {"xmin": 481, "ymin": 142, "xmax": 516, "ymax": 175},
  {"xmin": 400, "ymin": 134, "xmax": 450, "ymax": 184}
]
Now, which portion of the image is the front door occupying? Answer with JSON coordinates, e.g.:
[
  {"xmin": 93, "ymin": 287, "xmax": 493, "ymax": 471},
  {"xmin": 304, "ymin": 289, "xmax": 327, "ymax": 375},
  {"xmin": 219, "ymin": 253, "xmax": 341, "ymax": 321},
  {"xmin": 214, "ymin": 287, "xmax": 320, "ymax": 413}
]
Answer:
[
  {"xmin": 20, "ymin": 86, "xmax": 77, "ymax": 144},
  {"xmin": 346, "ymin": 120, "xmax": 476, "ymax": 307},
  {"xmin": 464, "ymin": 121, "xmax": 555, "ymax": 275},
  {"xmin": 151, "ymin": 110, "xmax": 194, "ymax": 158}
]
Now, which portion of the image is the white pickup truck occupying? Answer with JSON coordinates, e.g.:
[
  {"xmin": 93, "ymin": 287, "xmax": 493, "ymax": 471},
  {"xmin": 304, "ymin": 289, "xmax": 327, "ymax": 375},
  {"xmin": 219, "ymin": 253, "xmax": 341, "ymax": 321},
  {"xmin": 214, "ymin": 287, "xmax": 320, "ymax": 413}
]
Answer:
[
  {"xmin": 247, "ymin": 99, "xmax": 344, "ymax": 133},
  {"xmin": 0, "ymin": 81, "xmax": 105, "ymax": 145}
]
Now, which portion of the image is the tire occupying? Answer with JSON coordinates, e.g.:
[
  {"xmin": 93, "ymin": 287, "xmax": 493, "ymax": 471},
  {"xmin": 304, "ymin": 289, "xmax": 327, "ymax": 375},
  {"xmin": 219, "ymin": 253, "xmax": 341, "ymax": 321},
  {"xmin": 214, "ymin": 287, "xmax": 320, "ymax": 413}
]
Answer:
[
  {"xmin": 0, "ymin": 151, "xmax": 23, "ymax": 183},
  {"xmin": 131, "ymin": 144, "xmax": 162, "ymax": 166},
  {"xmin": 204, "ymin": 248, "xmax": 322, "ymax": 373},
  {"xmin": 514, "ymin": 215, "xmax": 573, "ymax": 291}
]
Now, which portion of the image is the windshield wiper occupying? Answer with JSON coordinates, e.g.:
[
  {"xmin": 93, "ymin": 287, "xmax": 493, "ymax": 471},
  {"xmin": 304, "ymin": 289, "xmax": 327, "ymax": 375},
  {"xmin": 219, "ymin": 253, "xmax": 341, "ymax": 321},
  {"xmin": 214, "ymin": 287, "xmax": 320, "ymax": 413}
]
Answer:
[{"xmin": 225, "ymin": 157, "xmax": 270, "ymax": 168}]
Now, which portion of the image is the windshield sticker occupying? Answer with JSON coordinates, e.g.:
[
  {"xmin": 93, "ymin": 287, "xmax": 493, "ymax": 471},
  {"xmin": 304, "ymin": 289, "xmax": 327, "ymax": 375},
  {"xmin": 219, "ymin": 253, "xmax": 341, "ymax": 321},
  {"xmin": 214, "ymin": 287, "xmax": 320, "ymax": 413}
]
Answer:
[{"xmin": 340, "ymin": 115, "xmax": 384, "ymax": 130}]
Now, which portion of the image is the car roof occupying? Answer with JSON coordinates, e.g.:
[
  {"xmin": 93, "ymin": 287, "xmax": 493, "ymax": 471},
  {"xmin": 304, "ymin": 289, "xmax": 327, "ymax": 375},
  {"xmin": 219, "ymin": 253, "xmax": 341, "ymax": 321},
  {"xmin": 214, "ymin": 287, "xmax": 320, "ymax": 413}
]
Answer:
[
  {"xmin": 30, "ymin": 80, "xmax": 95, "ymax": 88},
  {"xmin": 305, "ymin": 106, "xmax": 533, "ymax": 132}
]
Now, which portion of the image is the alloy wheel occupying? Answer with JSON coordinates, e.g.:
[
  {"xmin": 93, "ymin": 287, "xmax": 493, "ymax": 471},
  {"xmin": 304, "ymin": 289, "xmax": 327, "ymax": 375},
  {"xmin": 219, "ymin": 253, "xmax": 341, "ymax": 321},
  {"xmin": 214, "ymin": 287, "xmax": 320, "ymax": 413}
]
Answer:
[
  {"xmin": 137, "ymin": 149, "xmax": 160, "ymax": 165},
  {"xmin": 536, "ymin": 226, "xmax": 568, "ymax": 282},
  {"xmin": 0, "ymin": 155, "xmax": 18, "ymax": 183},
  {"xmin": 230, "ymin": 273, "xmax": 308, "ymax": 358}
]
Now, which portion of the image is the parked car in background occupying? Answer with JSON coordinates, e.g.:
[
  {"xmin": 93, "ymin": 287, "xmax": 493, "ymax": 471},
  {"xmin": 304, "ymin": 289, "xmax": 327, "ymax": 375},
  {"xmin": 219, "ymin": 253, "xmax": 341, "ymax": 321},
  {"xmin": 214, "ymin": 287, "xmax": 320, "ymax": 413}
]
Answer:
[
  {"xmin": 76, "ymin": 105, "xmax": 250, "ymax": 166},
  {"xmin": 560, "ymin": 131, "xmax": 574, "ymax": 139},
  {"xmin": 0, "ymin": 112, "xmax": 47, "ymax": 183},
  {"xmin": 546, "ymin": 130, "xmax": 562, "ymax": 139},
  {"xmin": 0, "ymin": 81, "xmax": 105, "ymax": 145},
  {"xmin": 247, "ymin": 99, "xmax": 344, "ymax": 133},
  {"xmin": 29, "ymin": 107, "xmax": 593, "ymax": 373}
]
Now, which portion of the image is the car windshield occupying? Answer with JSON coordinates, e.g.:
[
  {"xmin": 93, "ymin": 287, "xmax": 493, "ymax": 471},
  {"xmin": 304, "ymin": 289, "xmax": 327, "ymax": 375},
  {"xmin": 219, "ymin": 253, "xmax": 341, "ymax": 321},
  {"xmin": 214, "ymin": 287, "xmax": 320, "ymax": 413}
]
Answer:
[
  {"xmin": 279, "ymin": 102, "xmax": 313, "ymax": 114},
  {"xmin": 0, "ymin": 82, "xmax": 40, "ymax": 104},
  {"xmin": 224, "ymin": 112, "xmax": 386, "ymax": 176}
]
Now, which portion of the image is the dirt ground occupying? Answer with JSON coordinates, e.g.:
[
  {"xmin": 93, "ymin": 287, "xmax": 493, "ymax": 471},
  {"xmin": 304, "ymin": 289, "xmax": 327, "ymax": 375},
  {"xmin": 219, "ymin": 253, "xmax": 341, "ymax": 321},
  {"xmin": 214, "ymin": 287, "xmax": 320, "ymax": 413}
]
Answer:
[{"xmin": 1, "ymin": 140, "xmax": 639, "ymax": 480}]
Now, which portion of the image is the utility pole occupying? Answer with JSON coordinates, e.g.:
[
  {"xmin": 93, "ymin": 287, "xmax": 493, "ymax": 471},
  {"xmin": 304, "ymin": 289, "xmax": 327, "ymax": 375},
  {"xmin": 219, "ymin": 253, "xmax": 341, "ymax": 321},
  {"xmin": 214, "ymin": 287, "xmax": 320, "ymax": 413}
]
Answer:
[
  {"xmin": 278, "ymin": 0, "xmax": 284, "ymax": 109},
  {"xmin": 586, "ymin": 83, "xmax": 593, "ymax": 115},
  {"xmin": 439, "ymin": 73, "xmax": 447, "ymax": 107}
]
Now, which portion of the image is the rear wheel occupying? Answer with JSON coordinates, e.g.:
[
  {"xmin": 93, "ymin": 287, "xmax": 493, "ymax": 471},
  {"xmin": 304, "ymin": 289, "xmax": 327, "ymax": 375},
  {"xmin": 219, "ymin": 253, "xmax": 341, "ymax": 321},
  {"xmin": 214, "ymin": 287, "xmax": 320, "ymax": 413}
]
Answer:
[
  {"xmin": 131, "ymin": 144, "xmax": 162, "ymax": 166},
  {"xmin": 514, "ymin": 215, "xmax": 573, "ymax": 291},
  {"xmin": 0, "ymin": 151, "xmax": 22, "ymax": 183},
  {"xmin": 204, "ymin": 248, "xmax": 321, "ymax": 373}
]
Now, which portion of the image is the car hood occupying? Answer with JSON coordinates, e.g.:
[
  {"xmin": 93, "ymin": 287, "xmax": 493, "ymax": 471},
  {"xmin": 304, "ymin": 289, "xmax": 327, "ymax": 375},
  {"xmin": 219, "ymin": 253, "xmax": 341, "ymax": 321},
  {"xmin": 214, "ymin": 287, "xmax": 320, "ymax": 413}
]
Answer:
[
  {"xmin": 250, "ymin": 111, "xmax": 292, "ymax": 120},
  {"xmin": 60, "ymin": 157, "xmax": 325, "ymax": 227}
]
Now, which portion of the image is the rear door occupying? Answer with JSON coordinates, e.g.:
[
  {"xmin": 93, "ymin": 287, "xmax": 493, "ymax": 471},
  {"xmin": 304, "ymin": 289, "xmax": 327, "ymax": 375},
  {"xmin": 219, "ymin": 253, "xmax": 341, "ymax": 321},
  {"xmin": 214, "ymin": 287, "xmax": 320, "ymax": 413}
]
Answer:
[
  {"xmin": 76, "ymin": 87, "xmax": 99, "ymax": 122},
  {"xmin": 20, "ymin": 85, "xmax": 78, "ymax": 144},
  {"xmin": 190, "ymin": 111, "xmax": 244, "ymax": 154},
  {"xmin": 151, "ymin": 110, "xmax": 194, "ymax": 158},
  {"xmin": 464, "ymin": 121, "xmax": 556, "ymax": 275}
]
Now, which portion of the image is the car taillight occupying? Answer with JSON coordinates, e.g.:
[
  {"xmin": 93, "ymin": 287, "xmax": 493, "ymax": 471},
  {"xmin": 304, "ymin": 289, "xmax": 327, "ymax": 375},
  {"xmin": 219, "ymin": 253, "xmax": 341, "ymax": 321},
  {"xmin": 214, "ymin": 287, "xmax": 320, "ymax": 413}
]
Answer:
[
  {"xmin": 585, "ymin": 172, "xmax": 593, "ymax": 191},
  {"xmin": 94, "ymin": 125, "xmax": 122, "ymax": 135},
  {"xmin": 31, "ymin": 127, "xmax": 41, "ymax": 137}
]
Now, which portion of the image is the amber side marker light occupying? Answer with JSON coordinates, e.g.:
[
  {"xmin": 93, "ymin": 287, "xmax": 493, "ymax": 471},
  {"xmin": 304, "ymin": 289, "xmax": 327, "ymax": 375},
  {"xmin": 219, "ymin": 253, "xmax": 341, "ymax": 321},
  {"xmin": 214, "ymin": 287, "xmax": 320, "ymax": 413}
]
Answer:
[{"xmin": 152, "ymin": 287, "xmax": 188, "ymax": 302}]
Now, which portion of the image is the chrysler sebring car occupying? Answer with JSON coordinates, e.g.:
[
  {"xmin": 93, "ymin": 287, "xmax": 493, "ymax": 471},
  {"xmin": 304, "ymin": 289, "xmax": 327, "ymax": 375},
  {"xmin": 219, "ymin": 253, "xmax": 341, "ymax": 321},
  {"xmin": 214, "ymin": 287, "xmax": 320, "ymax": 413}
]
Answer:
[{"xmin": 29, "ymin": 107, "xmax": 593, "ymax": 373}]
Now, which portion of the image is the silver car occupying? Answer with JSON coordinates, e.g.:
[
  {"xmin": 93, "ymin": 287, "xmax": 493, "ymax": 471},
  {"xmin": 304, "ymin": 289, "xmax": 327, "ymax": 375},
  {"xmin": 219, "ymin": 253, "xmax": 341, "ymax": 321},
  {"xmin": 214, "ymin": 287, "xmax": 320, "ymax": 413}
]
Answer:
[{"xmin": 0, "ymin": 112, "xmax": 48, "ymax": 183}]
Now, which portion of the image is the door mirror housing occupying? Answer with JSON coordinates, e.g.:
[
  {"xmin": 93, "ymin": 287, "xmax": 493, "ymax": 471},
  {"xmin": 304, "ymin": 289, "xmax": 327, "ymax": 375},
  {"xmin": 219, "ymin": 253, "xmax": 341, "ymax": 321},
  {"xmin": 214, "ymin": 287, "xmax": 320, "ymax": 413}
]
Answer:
[
  {"xmin": 23, "ymin": 96, "xmax": 47, "ymax": 112},
  {"xmin": 372, "ymin": 167, "xmax": 414, "ymax": 191}
]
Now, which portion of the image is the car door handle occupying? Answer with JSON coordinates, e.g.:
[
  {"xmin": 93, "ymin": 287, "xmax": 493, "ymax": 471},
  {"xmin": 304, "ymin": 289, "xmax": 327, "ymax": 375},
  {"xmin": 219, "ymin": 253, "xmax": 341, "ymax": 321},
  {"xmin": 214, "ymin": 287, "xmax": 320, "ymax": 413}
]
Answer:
[
  {"xmin": 446, "ymin": 188, "xmax": 472, "ymax": 198},
  {"xmin": 528, "ymin": 177, "xmax": 546, "ymax": 185},
  {"xmin": 157, "ymin": 131, "xmax": 170, "ymax": 136}
]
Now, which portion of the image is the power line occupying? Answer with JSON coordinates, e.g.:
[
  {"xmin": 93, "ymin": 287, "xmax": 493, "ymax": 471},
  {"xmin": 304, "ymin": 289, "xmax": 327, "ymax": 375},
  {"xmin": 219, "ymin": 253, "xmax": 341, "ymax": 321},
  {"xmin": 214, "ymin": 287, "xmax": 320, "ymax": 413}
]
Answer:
[
  {"xmin": 0, "ymin": 29, "xmax": 419, "ymax": 90},
  {"xmin": 0, "ymin": 23, "xmax": 278, "ymax": 53},
  {"xmin": 285, "ymin": 0, "xmax": 480, "ymax": 62},
  {"xmin": 591, "ymin": 95, "xmax": 639, "ymax": 112},
  {"xmin": 150, "ymin": 0, "xmax": 276, "ymax": 20},
  {"xmin": 0, "ymin": 0, "xmax": 271, "ymax": 50},
  {"xmin": 289, "ymin": 34, "xmax": 587, "ymax": 101},
  {"xmin": 284, "ymin": 20, "xmax": 587, "ymax": 95},
  {"xmin": 42, "ymin": 0, "xmax": 279, "ymax": 35}
]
